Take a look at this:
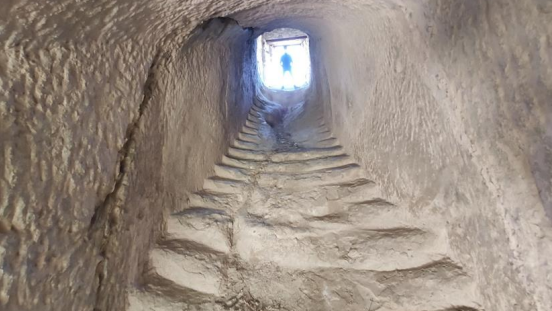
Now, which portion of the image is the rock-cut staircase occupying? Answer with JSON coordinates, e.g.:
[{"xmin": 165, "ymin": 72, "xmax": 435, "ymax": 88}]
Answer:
[{"xmin": 128, "ymin": 100, "xmax": 483, "ymax": 311}]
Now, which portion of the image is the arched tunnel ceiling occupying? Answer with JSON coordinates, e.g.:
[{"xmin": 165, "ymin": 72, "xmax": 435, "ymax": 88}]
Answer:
[{"xmin": 2, "ymin": 0, "xmax": 409, "ymax": 47}]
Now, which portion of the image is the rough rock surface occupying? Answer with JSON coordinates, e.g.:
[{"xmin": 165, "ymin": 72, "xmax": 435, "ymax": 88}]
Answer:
[
  {"xmin": 1, "ymin": 16, "xmax": 256, "ymax": 311},
  {"xmin": 1, "ymin": 0, "xmax": 551, "ymax": 310}
]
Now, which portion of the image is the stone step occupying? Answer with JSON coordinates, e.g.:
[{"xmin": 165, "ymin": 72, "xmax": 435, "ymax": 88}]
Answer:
[
  {"xmin": 316, "ymin": 127, "xmax": 331, "ymax": 135},
  {"xmin": 249, "ymin": 260, "xmax": 482, "ymax": 311},
  {"xmin": 188, "ymin": 191, "xmax": 244, "ymax": 211},
  {"xmin": 203, "ymin": 177, "xmax": 248, "ymax": 194},
  {"xmin": 369, "ymin": 262, "xmax": 482, "ymax": 311},
  {"xmin": 307, "ymin": 137, "xmax": 340, "ymax": 148},
  {"xmin": 292, "ymin": 130, "xmax": 334, "ymax": 145},
  {"xmin": 245, "ymin": 119, "xmax": 261, "ymax": 129},
  {"xmin": 250, "ymin": 107, "xmax": 262, "ymax": 114},
  {"xmin": 238, "ymin": 132, "xmax": 262, "ymax": 144},
  {"xmin": 163, "ymin": 208, "xmax": 232, "ymax": 254},
  {"xmin": 245, "ymin": 179, "xmax": 383, "ymax": 217},
  {"xmin": 333, "ymin": 179, "xmax": 384, "ymax": 204},
  {"xmin": 270, "ymin": 146, "xmax": 345, "ymax": 162},
  {"xmin": 241, "ymin": 125, "xmax": 258, "ymax": 135},
  {"xmin": 220, "ymin": 155, "xmax": 259, "ymax": 170},
  {"xmin": 235, "ymin": 214, "xmax": 448, "ymax": 271},
  {"xmin": 227, "ymin": 147, "xmax": 267, "ymax": 161},
  {"xmin": 246, "ymin": 114, "xmax": 262, "ymax": 124},
  {"xmin": 145, "ymin": 248, "xmax": 224, "ymax": 300},
  {"xmin": 251, "ymin": 105, "xmax": 262, "ymax": 113},
  {"xmin": 262, "ymin": 154, "xmax": 355, "ymax": 173},
  {"xmin": 283, "ymin": 178, "xmax": 381, "ymax": 203},
  {"xmin": 230, "ymin": 139, "xmax": 261, "ymax": 151},
  {"xmin": 257, "ymin": 164, "xmax": 364, "ymax": 190},
  {"xmin": 305, "ymin": 200, "xmax": 405, "ymax": 228},
  {"xmin": 247, "ymin": 197, "xmax": 410, "ymax": 232},
  {"xmin": 213, "ymin": 164, "xmax": 251, "ymax": 181}
]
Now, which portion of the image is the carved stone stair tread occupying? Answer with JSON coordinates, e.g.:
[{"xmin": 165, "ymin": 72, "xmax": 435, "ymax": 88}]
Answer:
[
  {"xmin": 164, "ymin": 208, "xmax": 231, "ymax": 254},
  {"xmin": 227, "ymin": 147, "xmax": 267, "ymax": 161},
  {"xmin": 241, "ymin": 125, "xmax": 258, "ymax": 135},
  {"xmin": 187, "ymin": 191, "xmax": 244, "ymax": 211},
  {"xmin": 203, "ymin": 177, "xmax": 249, "ymax": 194},
  {"xmin": 234, "ymin": 215, "xmax": 447, "ymax": 271},
  {"xmin": 146, "ymin": 248, "xmax": 224, "ymax": 298},
  {"xmin": 257, "ymin": 164, "xmax": 364, "ymax": 189},
  {"xmin": 132, "ymin": 103, "xmax": 482, "ymax": 311},
  {"xmin": 238, "ymin": 132, "xmax": 262, "ymax": 143},
  {"xmin": 262, "ymin": 154, "xmax": 355, "ymax": 173},
  {"xmin": 220, "ymin": 155, "xmax": 260, "ymax": 170},
  {"xmin": 230, "ymin": 138, "xmax": 261, "ymax": 151},
  {"xmin": 213, "ymin": 164, "xmax": 251, "ymax": 181},
  {"xmin": 270, "ymin": 146, "xmax": 346, "ymax": 162},
  {"xmin": 245, "ymin": 119, "xmax": 262, "ymax": 129}
]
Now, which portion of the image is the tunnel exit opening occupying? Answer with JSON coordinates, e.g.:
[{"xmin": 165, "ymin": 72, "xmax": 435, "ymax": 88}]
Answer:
[{"xmin": 256, "ymin": 28, "xmax": 311, "ymax": 91}]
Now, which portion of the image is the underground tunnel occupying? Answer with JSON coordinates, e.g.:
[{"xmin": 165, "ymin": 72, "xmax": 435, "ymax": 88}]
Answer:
[{"xmin": 1, "ymin": 1, "xmax": 551, "ymax": 311}]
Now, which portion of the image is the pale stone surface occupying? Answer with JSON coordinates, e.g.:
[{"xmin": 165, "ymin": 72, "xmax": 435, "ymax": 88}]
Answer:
[
  {"xmin": 1, "ymin": 0, "xmax": 551, "ymax": 310},
  {"xmin": 298, "ymin": 3, "xmax": 552, "ymax": 311},
  {"xmin": 130, "ymin": 101, "xmax": 483, "ymax": 311}
]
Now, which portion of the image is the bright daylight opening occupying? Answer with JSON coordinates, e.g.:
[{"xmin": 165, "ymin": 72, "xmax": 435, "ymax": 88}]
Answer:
[{"xmin": 256, "ymin": 28, "xmax": 311, "ymax": 91}]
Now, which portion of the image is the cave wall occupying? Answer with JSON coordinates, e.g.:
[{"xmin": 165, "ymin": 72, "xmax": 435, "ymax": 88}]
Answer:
[
  {"xmin": 93, "ymin": 19, "xmax": 256, "ymax": 310},
  {"xmin": 0, "ymin": 3, "xmax": 256, "ymax": 309},
  {"xmin": 314, "ymin": 1, "xmax": 552, "ymax": 311}
]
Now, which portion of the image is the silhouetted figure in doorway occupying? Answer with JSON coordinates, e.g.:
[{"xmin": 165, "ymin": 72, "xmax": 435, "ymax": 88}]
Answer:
[
  {"xmin": 280, "ymin": 46, "xmax": 293, "ymax": 75},
  {"xmin": 280, "ymin": 46, "xmax": 293, "ymax": 89}
]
